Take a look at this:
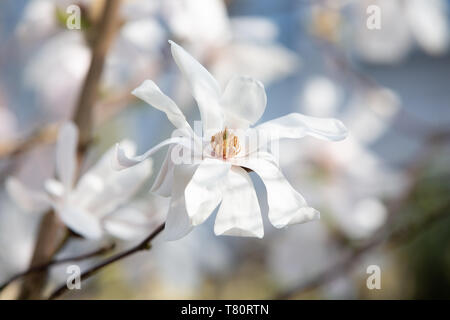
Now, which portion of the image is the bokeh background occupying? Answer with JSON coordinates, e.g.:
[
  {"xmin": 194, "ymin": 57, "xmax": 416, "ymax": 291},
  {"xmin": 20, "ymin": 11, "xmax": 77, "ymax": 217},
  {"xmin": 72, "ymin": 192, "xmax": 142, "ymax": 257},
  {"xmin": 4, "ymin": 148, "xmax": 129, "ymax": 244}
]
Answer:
[{"xmin": 1, "ymin": 0, "xmax": 450, "ymax": 299}]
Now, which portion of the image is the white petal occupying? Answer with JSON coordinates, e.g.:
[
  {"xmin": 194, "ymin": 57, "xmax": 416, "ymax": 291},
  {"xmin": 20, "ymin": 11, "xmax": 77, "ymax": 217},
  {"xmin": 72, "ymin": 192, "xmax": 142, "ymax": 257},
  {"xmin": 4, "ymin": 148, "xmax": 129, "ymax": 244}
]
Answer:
[
  {"xmin": 255, "ymin": 113, "xmax": 348, "ymax": 143},
  {"xmin": 103, "ymin": 194, "xmax": 169, "ymax": 240},
  {"xmin": 72, "ymin": 148, "xmax": 153, "ymax": 218},
  {"xmin": 169, "ymin": 40, "xmax": 223, "ymax": 132},
  {"xmin": 112, "ymin": 136, "xmax": 193, "ymax": 170},
  {"xmin": 214, "ymin": 166, "xmax": 263, "ymax": 238},
  {"xmin": 406, "ymin": 0, "xmax": 449, "ymax": 55},
  {"xmin": 74, "ymin": 140, "xmax": 136, "ymax": 208},
  {"xmin": 236, "ymin": 152, "xmax": 319, "ymax": 228},
  {"xmin": 185, "ymin": 158, "xmax": 230, "ymax": 226},
  {"xmin": 56, "ymin": 122, "xmax": 78, "ymax": 191},
  {"xmin": 162, "ymin": 164, "xmax": 197, "ymax": 241},
  {"xmin": 150, "ymin": 146, "xmax": 175, "ymax": 197},
  {"xmin": 220, "ymin": 76, "xmax": 267, "ymax": 128},
  {"xmin": 5, "ymin": 177, "xmax": 51, "ymax": 213},
  {"xmin": 44, "ymin": 179, "xmax": 65, "ymax": 198},
  {"xmin": 132, "ymin": 80, "xmax": 194, "ymax": 137},
  {"xmin": 57, "ymin": 206, "xmax": 103, "ymax": 239}
]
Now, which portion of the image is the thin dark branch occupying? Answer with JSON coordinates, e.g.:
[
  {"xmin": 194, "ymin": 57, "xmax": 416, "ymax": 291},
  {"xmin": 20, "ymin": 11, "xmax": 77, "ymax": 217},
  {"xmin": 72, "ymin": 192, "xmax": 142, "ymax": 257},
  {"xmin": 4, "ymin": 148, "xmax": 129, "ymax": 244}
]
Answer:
[
  {"xmin": 0, "ymin": 243, "xmax": 115, "ymax": 292},
  {"xmin": 48, "ymin": 223, "xmax": 165, "ymax": 300}
]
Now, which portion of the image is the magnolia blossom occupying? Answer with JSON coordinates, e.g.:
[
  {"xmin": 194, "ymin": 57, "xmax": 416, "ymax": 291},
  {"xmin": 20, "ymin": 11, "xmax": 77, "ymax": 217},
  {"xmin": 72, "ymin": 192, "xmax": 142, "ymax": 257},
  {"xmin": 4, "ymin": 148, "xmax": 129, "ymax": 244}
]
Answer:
[
  {"xmin": 114, "ymin": 41, "xmax": 348, "ymax": 240},
  {"xmin": 6, "ymin": 122, "xmax": 166, "ymax": 240}
]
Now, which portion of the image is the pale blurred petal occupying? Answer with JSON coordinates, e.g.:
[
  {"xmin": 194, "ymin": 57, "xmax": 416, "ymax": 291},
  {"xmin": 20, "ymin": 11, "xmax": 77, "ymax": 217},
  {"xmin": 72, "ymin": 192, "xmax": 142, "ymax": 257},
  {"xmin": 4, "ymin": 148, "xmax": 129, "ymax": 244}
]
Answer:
[
  {"xmin": 353, "ymin": 0, "xmax": 412, "ymax": 64},
  {"xmin": 44, "ymin": 179, "xmax": 65, "ymax": 198},
  {"xmin": 185, "ymin": 158, "xmax": 229, "ymax": 226},
  {"xmin": 214, "ymin": 166, "xmax": 263, "ymax": 238},
  {"xmin": 164, "ymin": 0, "xmax": 232, "ymax": 45},
  {"xmin": 211, "ymin": 43, "xmax": 300, "ymax": 85},
  {"xmin": 230, "ymin": 17, "xmax": 279, "ymax": 42},
  {"xmin": 301, "ymin": 76, "xmax": 341, "ymax": 117},
  {"xmin": 72, "ymin": 158, "xmax": 153, "ymax": 218},
  {"xmin": 236, "ymin": 152, "xmax": 319, "ymax": 228},
  {"xmin": 406, "ymin": 0, "xmax": 449, "ymax": 55},
  {"xmin": 103, "ymin": 194, "xmax": 169, "ymax": 240},
  {"xmin": 5, "ymin": 177, "xmax": 50, "ymax": 213},
  {"xmin": 169, "ymin": 40, "xmax": 223, "ymax": 132},
  {"xmin": 56, "ymin": 122, "xmax": 78, "ymax": 191},
  {"xmin": 220, "ymin": 76, "xmax": 267, "ymax": 129},
  {"xmin": 57, "ymin": 206, "xmax": 103, "ymax": 240},
  {"xmin": 73, "ymin": 140, "xmax": 137, "ymax": 210}
]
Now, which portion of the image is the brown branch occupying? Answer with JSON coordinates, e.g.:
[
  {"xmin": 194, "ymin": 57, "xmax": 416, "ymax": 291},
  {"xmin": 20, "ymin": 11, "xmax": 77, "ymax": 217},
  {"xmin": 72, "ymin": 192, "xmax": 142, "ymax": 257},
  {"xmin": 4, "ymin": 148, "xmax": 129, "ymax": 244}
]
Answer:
[
  {"xmin": 18, "ymin": 0, "xmax": 122, "ymax": 300},
  {"xmin": 0, "ymin": 243, "xmax": 115, "ymax": 292},
  {"xmin": 48, "ymin": 223, "xmax": 165, "ymax": 300},
  {"xmin": 17, "ymin": 211, "xmax": 67, "ymax": 299},
  {"xmin": 74, "ymin": 0, "xmax": 122, "ymax": 147},
  {"xmin": 0, "ymin": 124, "xmax": 59, "ymax": 159}
]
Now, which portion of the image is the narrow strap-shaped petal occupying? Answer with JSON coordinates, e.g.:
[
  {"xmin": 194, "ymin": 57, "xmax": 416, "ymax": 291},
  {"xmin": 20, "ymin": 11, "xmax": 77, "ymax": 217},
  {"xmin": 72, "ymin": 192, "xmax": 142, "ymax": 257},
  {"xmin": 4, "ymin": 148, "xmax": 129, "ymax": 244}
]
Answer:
[
  {"xmin": 6, "ymin": 177, "xmax": 51, "ymax": 213},
  {"xmin": 169, "ymin": 40, "xmax": 224, "ymax": 132},
  {"xmin": 214, "ymin": 166, "xmax": 263, "ymax": 238},
  {"xmin": 132, "ymin": 80, "xmax": 194, "ymax": 138},
  {"xmin": 184, "ymin": 158, "xmax": 230, "ymax": 226},
  {"xmin": 162, "ymin": 164, "xmax": 197, "ymax": 241},
  {"xmin": 220, "ymin": 75, "xmax": 267, "ymax": 129},
  {"xmin": 255, "ymin": 113, "xmax": 348, "ymax": 143},
  {"xmin": 112, "ymin": 136, "xmax": 193, "ymax": 170},
  {"xmin": 235, "ymin": 152, "xmax": 320, "ymax": 228},
  {"xmin": 56, "ymin": 122, "xmax": 79, "ymax": 191}
]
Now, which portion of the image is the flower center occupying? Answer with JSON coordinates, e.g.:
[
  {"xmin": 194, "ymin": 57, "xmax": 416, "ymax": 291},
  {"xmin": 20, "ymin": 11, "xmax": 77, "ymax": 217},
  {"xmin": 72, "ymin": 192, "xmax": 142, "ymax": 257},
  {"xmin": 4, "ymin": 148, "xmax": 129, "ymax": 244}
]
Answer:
[{"xmin": 210, "ymin": 127, "xmax": 241, "ymax": 159}]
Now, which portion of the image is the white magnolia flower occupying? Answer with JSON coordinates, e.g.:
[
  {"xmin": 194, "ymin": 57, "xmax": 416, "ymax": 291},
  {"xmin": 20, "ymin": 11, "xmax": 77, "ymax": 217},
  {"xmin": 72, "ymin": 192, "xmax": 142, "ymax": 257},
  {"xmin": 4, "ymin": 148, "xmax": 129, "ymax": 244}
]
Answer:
[
  {"xmin": 114, "ymin": 41, "xmax": 348, "ymax": 240},
  {"xmin": 6, "ymin": 122, "xmax": 166, "ymax": 240}
]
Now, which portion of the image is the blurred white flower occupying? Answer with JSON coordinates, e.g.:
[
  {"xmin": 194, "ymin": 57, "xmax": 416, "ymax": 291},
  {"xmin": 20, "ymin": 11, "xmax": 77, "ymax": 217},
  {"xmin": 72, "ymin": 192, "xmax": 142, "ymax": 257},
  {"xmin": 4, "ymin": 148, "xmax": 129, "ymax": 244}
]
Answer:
[
  {"xmin": 301, "ymin": 76, "xmax": 343, "ymax": 117},
  {"xmin": 162, "ymin": 0, "xmax": 232, "ymax": 45},
  {"xmin": 343, "ymin": 87, "xmax": 401, "ymax": 144},
  {"xmin": 103, "ymin": 17, "xmax": 167, "ymax": 90},
  {"xmin": 114, "ymin": 41, "xmax": 348, "ymax": 240},
  {"xmin": 285, "ymin": 76, "xmax": 406, "ymax": 240},
  {"xmin": 160, "ymin": 0, "xmax": 300, "ymax": 85},
  {"xmin": 352, "ymin": 0, "xmax": 449, "ymax": 64},
  {"xmin": 6, "ymin": 122, "xmax": 165, "ymax": 240},
  {"xmin": 24, "ymin": 32, "xmax": 91, "ymax": 118},
  {"xmin": 15, "ymin": 0, "xmax": 58, "ymax": 43}
]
